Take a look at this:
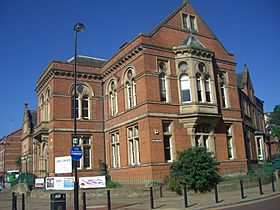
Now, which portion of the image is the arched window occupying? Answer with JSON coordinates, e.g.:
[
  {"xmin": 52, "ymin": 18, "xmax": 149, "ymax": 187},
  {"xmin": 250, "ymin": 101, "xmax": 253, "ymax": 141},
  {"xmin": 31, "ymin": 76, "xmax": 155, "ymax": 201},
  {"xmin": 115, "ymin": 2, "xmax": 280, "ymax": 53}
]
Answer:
[
  {"xmin": 159, "ymin": 73, "xmax": 167, "ymax": 102},
  {"xmin": 124, "ymin": 68, "xmax": 136, "ymax": 109},
  {"xmin": 196, "ymin": 74, "xmax": 202, "ymax": 102},
  {"xmin": 220, "ymin": 73, "xmax": 228, "ymax": 108},
  {"xmin": 40, "ymin": 94, "xmax": 45, "ymax": 122},
  {"xmin": 180, "ymin": 74, "xmax": 191, "ymax": 103},
  {"xmin": 46, "ymin": 88, "xmax": 51, "ymax": 121},
  {"xmin": 204, "ymin": 76, "xmax": 211, "ymax": 102},
  {"xmin": 71, "ymin": 84, "xmax": 91, "ymax": 120},
  {"xmin": 126, "ymin": 81, "xmax": 132, "ymax": 109},
  {"xmin": 108, "ymin": 80, "xmax": 118, "ymax": 116}
]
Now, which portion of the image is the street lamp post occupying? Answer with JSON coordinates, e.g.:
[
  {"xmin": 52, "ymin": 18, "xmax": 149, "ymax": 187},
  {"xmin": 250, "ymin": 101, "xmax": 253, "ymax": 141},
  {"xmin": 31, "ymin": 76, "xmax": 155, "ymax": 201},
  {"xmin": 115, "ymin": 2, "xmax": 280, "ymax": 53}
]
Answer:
[{"xmin": 73, "ymin": 22, "xmax": 85, "ymax": 210}]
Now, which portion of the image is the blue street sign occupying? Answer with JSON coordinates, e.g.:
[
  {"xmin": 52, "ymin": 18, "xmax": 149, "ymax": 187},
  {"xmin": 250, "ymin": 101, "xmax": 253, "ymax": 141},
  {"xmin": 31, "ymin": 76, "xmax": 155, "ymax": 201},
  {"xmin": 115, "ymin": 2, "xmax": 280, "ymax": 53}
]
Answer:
[{"xmin": 70, "ymin": 146, "xmax": 83, "ymax": 160}]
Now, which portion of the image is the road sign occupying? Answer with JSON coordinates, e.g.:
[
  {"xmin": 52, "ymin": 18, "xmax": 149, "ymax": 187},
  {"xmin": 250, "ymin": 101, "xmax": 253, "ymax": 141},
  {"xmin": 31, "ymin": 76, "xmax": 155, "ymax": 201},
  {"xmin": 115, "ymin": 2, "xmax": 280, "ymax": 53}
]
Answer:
[{"xmin": 70, "ymin": 146, "xmax": 83, "ymax": 161}]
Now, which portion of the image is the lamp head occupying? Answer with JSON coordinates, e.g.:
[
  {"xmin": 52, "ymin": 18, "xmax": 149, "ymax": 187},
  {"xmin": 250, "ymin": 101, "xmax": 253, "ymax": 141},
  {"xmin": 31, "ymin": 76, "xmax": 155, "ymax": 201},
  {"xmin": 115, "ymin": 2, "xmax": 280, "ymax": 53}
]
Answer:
[{"xmin": 74, "ymin": 23, "xmax": 85, "ymax": 32}]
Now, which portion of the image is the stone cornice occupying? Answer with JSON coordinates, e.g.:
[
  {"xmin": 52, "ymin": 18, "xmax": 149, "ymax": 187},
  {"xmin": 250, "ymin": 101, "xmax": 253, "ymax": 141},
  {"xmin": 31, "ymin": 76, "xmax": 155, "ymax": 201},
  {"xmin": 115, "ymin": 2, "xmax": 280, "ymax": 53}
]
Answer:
[
  {"xmin": 173, "ymin": 45, "xmax": 214, "ymax": 59},
  {"xmin": 102, "ymin": 45, "xmax": 144, "ymax": 78},
  {"xmin": 35, "ymin": 69, "xmax": 102, "ymax": 93}
]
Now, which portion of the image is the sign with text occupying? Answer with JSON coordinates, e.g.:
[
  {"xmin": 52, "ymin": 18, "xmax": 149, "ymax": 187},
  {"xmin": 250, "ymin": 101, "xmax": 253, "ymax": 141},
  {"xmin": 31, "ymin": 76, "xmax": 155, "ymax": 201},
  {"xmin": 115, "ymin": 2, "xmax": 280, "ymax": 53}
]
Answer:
[
  {"xmin": 35, "ymin": 178, "xmax": 45, "ymax": 188},
  {"xmin": 55, "ymin": 156, "xmax": 72, "ymax": 174},
  {"xmin": 79, "ymin": 176, "xmax": 106, "ymax": 189},
  {"xmin": 46, "ymin": 177, "xmax": 74, "ymax": 190},
  {"xmin": 70, "ymin": 146, "xmax": 83, "ymax": 160}
]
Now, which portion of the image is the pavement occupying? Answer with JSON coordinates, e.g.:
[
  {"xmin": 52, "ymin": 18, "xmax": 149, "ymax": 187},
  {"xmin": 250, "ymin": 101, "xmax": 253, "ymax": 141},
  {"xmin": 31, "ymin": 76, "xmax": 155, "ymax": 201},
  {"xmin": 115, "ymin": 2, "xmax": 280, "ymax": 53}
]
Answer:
[{"xmin": 0, "ymin": 179, "xmax": 279, "ymax": 210}]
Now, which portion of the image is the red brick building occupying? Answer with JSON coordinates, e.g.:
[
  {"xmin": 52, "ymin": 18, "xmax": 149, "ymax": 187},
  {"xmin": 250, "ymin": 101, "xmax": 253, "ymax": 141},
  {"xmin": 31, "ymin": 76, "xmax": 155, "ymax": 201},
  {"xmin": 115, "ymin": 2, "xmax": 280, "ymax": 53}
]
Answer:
[
  {"xmin": 23, "ymin": 1, "xmax": 266, "ymax": 185},
  {"xmin": 0, "ymin": 129, "xmax": 22, "ymax": 177},
  {"xmin": 237, "ymin": 65, "xmax": 268, "ymax": 166}
]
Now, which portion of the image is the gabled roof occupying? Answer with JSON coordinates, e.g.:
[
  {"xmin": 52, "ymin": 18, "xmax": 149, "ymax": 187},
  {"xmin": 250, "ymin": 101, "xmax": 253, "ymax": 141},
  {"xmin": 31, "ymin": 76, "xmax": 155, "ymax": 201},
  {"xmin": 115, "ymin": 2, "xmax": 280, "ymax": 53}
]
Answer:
[
  {"xmin": 146, "ymin": 2, "xmax": 187, "ymax": 36},
  {"xmin": 182, "ymin": 34, "xmax": 206, "ymax": 49},
  {"xmin": 67, "ymin": 55, "xmax": 107, "ymax": 68},
  {"xmin": 143, "ymin": 1, "xmax": 231, "ymax": 55}
]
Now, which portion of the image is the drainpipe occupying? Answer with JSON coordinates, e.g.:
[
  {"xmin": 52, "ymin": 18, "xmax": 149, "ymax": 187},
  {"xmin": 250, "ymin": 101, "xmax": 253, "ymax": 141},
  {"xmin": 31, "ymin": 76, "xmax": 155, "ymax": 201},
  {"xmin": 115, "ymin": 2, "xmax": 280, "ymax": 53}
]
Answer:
[{"xmin": 101, "ymin": 79, "xmax": 107, "ymax": 176}]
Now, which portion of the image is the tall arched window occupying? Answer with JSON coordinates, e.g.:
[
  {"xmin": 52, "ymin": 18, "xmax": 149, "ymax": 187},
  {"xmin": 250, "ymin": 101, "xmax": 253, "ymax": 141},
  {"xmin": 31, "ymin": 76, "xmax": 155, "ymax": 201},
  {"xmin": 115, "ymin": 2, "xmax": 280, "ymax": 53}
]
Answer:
[
  {"xmin": 46, "ymin": 88, "xmax": 51, "ymax": 121},
  {"xmin": 71, "ymin": 84, "xmax": 91, "ymax": 120},
  {"xmin": 40, "ymin": 94, "xmax": 45, "ymax": 122},
  {"xmin": 220, "ymin": 73, "xmax": 228, "ymax": 108},
  {"xmin": 180, "ymin": 74, "xmax": 191, "ymax": 103},
  {"xmin": 108, "ymin": 80, "xmax": 118, "ymax": 116},
  {"xmin": 124, "ymin": 68, "xmax": 136, "ymax": 109},
  {"xmin": 159, "ymin": 73, "xmax": 167, "ymax": 102},
  {"xmin": 196, "ymin": 74, "xmax": 202, "ymax": 102},
  {"xmin": 204, "ymin": 76, "xmax": 211, "ymax": 102}
]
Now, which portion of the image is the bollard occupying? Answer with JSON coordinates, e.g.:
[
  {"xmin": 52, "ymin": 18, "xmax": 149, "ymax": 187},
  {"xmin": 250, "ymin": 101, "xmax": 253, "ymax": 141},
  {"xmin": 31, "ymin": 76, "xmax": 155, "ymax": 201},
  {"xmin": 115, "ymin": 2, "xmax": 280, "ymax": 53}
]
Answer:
[
  {"xmin": 82, "ymin": 192, "xmax": 86, "ymax": 210},
  {"xmin": 258, "ymin": 177, "xmax": 264, "ymax": 195},
  {"xmin": 150, "ymin": 186, "xmax": 154, "ymax": 209},
  {"xmin": 160, "ymin": 185, "xmax": 163, "ymax": 198},
  {"xmin": 183, "ymin": 185, "xmax": 188, "ymax": 208},
  {"xmin": 12, "ymin": 192, "xmax": 15, "ymax": 210},
  {"xmin": 107, "ymin": 190, "xmax": 111, "ymax": 210},
  {"xmin": 271, "ymin": 175, "xmax": 275, "ymax": 192},
  {"xmin": 214, "ymin": 184, "xmax": 219, "ymax": 203},
  {"xmin": 240, "ymin": 179, "xmax": 245, "ymax": 199},
  {"xmin": 14, "ymin": 195, "xmax": 17, "ymax": 210},
  {"xmin": 22, "ymin": 193, "xmax": 25, "ymax": 210}
]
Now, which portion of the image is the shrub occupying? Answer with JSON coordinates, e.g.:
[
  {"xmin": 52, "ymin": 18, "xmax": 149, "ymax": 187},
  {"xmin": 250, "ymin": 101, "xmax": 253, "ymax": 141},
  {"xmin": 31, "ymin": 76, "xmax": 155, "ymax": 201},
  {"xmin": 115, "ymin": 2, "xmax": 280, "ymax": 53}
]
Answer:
[{"xmin": 170, "ymin": 147, "xmax": 221, "ymax": 193}]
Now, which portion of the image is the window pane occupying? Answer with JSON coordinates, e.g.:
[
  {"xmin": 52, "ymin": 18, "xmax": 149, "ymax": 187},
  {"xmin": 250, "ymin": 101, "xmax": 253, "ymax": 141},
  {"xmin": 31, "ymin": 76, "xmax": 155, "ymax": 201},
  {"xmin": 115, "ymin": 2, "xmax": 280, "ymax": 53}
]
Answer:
[
  {"xmin": 129, "ymin": 140, "xmax": 135, "ymax": 164},
  {"xmin": 136, "ymin": 139, "xmax": 140, "ymax": 164},
  {"xmin": 182, "ymin": 90, "xmax": 191, "ymax": 102},
  {"xmin": 163, "ymin": 122, "xmax": 171, "ymax": 133},
  {"xmin": 83, "ymin": 146, "xmax": 90, "ymax": 168},
  {"xmin": 127, "ymin": 83, "xmax": 132, "ymax": 108},
  {"xmin": 182, "ymin": 13, "xmax": 188, "ymax": 28},
  {"xmin": 196, "ymin": 76, "xmax": 202, "ymax": 102},
  {"xmin": 164, "ymin": 148, "xmax": 171, "ymax": 162},
  {"xmin": 132, "ymin": 80, "xmax": 136, "ymax": 106},
  {"xmin": 180, "ymin": 75, "xmax": 191, "ymax": 102},
  {"xmin": 82, "ymin": 96, "xmax": 89, "ymax": 119},
  {"xmin": 205, "ymin": 77, "xmax": 211, "ymax": 102},
  {"xmin": 159, "ymin": 74, "xmax": 167, "ymax": 102},
  {"xmin": 190, "ymin": 15, "xmax": 196, "ymax": 30},
  {"xmin": 164, "ymin": 136, "xmax": 171, "ymax": 147}
]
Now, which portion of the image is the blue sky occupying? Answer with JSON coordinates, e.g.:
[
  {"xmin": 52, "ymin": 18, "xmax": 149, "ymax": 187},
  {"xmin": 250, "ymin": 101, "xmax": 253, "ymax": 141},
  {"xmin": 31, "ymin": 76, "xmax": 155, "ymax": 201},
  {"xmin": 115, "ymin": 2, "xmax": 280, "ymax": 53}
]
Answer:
[{"xmin": 0, "ymin": 0, "xmax": 279, "ymax": 138}]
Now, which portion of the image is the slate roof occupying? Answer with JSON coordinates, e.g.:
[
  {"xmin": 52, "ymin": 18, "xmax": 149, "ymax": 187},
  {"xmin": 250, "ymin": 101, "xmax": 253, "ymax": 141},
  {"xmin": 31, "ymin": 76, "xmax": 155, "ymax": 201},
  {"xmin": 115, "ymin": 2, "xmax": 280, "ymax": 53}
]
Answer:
[
  {"xmin": 68, "ymin": 55, "xmax": 107, "ymax": 68},
  {"xmin": 236, "ymin": 65, "xmax": 249, "ymax": 89},
  {"xmin": 29, "ymin": 110, "xmax": 37, "ymax": 132},
  {"xmin": 236, "ymin": 72, "xmax": 245, "ymax": 88}
]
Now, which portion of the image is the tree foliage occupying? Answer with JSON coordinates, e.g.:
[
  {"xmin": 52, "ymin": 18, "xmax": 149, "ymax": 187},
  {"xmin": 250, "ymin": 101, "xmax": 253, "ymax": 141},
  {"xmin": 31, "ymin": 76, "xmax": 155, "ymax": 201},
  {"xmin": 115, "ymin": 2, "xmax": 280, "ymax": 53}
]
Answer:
[
  {"xmin": 270, "ymin": 105, "xmax": 280, "ymax": 138},
  {"xmin": 170, "ymin": 147, "xmax": 221, "ymax": 193}
]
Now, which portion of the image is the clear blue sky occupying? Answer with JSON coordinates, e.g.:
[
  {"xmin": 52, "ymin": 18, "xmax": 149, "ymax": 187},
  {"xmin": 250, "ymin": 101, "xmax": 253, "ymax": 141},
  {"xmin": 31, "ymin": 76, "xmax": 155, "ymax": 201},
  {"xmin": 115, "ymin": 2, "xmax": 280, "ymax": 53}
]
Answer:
[{"xmin": 0, "ymin": 0, "xmax": 279, "ymax": 138}]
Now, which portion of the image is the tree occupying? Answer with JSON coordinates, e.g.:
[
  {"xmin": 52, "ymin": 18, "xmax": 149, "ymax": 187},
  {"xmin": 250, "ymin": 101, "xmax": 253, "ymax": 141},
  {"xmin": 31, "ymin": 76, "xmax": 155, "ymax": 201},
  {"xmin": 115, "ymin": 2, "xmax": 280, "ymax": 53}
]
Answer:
[
  {"xmin": 170, "ymin": 147, "xmax": 221, "ymax": 193},
  {"xmin": 270, "ymin": 105, "xmax": 280, "ymax": 138}
]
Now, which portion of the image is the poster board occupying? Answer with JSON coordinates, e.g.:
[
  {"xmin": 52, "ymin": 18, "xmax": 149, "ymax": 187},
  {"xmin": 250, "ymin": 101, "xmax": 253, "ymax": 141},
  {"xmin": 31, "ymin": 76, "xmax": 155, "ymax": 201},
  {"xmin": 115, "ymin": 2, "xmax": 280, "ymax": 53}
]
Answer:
[
  {"xmin": 35, "ymin": 178, "xmax": 45, "ymax": 188},
  {"xmin": 55, "ymin": 156, "xmax": 72, "ymax": 174},
  {"xmin": 79, "ymin": 176, "xmax": 106, "ymax": 189},
  {"xmin": 46, "ymin": 177, "xmax": 74, "ymax": 190}
]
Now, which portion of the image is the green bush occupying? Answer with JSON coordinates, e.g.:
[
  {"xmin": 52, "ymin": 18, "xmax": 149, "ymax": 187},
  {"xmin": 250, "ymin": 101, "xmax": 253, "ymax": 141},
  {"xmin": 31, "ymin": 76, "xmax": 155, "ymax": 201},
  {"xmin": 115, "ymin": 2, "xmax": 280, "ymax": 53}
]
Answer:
[
  {"xmin": 163, "ymin": 175, "xmax": 182, "ymax": 195},
  {"xmin": 170, "ymin": 147, "xmax": 221, "ymax": 193}
]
